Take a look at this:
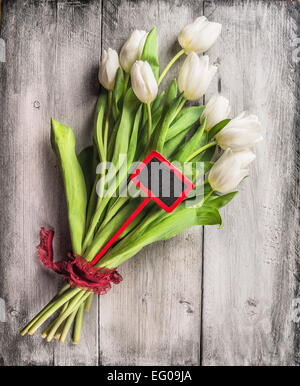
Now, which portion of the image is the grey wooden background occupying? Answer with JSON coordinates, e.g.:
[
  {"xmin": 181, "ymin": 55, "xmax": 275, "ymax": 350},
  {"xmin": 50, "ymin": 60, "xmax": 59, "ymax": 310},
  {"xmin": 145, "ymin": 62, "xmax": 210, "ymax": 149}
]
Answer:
[{"xmin": 0, "ymin": 0, "xmax": 299, "ymax": 366}]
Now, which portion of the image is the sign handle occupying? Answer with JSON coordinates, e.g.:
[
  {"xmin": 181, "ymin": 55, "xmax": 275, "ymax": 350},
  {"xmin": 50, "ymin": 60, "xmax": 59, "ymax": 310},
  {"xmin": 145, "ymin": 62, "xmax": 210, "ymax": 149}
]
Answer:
[{"xmin": 92, "ymin": 197, "xmax": 151, "ymax": 265}]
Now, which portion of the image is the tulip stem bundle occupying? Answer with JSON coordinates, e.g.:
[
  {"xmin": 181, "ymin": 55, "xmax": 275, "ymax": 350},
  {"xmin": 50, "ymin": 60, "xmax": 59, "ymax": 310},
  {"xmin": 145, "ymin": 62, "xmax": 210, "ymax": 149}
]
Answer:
[{"xmin": 21, "ymin": 17, "xmax": 263, "ymax": 344}]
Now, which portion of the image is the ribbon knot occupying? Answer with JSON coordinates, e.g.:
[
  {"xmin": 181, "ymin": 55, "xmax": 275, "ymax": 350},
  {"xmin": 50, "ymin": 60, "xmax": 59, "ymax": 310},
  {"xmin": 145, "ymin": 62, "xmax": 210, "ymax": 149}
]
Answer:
[{"xmin": 38, "ymin": 227, "xmax": 122, "ymax": 295}]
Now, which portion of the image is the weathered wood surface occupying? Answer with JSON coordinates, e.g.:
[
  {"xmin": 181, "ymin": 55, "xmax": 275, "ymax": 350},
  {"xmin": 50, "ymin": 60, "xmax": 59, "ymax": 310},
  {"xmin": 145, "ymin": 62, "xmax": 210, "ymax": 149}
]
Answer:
[
  {"xmin": 202, "ymin": 0, "xmax": 300, "ymax": 366},
  {"xmin": 0, "ymin": 0, "xmax": 299, "ymax": 366}
]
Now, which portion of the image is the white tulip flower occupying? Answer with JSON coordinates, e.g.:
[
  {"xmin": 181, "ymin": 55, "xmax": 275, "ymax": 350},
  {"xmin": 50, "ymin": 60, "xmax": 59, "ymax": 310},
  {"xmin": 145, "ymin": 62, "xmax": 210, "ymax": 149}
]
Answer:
[
  {"xmin": 178, "ymin": 16, "xmax": 222, "ymax": 54},
  {"xmin": 131, "ymin": 60, "xmax": 158, "ymax": 103},
  {"xmin": 233, "ymin": 149, "xmax": 256, "ymax": 168},
  {"xmin": 119, "ymin": 30, "xmax": 148, "ymax": 73},
  {"xmin": 178, "ymin": 53, "xmax": 217, "ymax": 101},
  {"xmin": 216, "ymin": 112, "xmax": 263, "ymax": 150},
  {"xmin": 98, "ymin": 48, "xmax": 120, "ymax": 90},
  {"xmin": 201, "ymin": 95, "xmax": 231, "ymax": 130},
  {"xmin": 208, "ymin": 148, "xmax": 255, "ymax": 194}
]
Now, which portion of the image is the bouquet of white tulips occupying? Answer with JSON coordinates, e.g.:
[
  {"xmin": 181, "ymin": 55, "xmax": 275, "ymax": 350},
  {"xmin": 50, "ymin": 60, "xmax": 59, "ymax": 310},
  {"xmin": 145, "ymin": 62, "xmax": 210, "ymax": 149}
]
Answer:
[{"xmin": 21, "ymin": 16, "xmax": 262, "ymax": 344}]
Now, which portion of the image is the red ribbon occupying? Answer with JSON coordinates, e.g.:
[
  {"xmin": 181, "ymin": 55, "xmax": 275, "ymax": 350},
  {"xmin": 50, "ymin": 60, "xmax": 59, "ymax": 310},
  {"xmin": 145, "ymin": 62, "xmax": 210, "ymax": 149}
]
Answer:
[{"xmin": 38, "ymin": 227, "xmax": 122, "ymax": 295}]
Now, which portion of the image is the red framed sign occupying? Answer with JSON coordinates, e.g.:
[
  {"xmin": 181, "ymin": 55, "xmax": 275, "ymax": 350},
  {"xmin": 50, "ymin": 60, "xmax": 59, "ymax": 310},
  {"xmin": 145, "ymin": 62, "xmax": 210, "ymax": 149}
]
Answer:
[
  {"xmin": 93, "ymin": 151, "xmax": 194, "ymax": 264},
  {"xmin": 131, "ymin": 150, "xmax": 194, "ymax": 213}
]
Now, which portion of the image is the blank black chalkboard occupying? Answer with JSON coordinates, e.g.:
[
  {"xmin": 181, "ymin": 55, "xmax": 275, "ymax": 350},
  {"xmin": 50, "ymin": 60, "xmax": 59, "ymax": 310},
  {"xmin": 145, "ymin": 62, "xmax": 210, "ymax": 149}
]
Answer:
[{"xmin": 135, "ymin": 156, "xmax": 188, "ymax": 208}]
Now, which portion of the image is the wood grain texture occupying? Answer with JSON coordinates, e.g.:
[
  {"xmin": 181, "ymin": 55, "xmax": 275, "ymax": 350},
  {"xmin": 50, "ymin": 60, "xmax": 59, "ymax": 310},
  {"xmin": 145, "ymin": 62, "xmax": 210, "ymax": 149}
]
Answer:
[
  {"xmin": 0, "ymin": 0, "xmax": 102, "ymax": 365},
  {"xmin": 51, "ymin": 0, "xmax": 102, "ymax": 366},
  {"xmin": 0, "ymin": 0, "xmax": 299, "ymax": 366},
  {"xmin": 202, "ymin": 0, "xmax": 300, "ymax": 366}
]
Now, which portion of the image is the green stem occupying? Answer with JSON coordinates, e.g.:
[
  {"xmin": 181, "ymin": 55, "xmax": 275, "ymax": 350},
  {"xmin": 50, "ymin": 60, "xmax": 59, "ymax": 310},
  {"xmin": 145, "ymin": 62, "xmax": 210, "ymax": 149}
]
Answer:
[
  {"xmin": 59, "ymin": 311, "xmax": 77, "ymax": 343},
  {"xmin": 172, "ymin": 97, "xmax": 186, "ymax": 122},
  {"xmin": 20, "ymin": 284, "xmax": 70, "ymax": 336},
  {"xmin": 27, "ymin": 288, "xmax": 81, "ymax": 335},
  {"xmin": 73, "ymin": 303, "xmax": 85, "ymax": 344},
  {"xmin": 42, "ymin": 320, "xmax": 56, "ymax": 339},
  {"xmin": 85, "ymin": 293, "xmax": 94, "ymax": 312},
  {"xmin": 54, "ymin": 320, "xmax": 66, "ymax": 340},
  {"xmin": 186, "ymin": 141, "xmax": 217, "ymax": 162},
  {"xmin": 42, "ymin": 297, "xmax": 70, "ymax": 338},
  {"xmin": 146, "ymin": 102, "xmax": 152, "ymax": 146},
  {"xmin": 123, "ymin": 72, "xmax": 130, "ymax": 97},
  {"xmin": 45, "ymin": 290, "xmax": 88, "ymax": 342},
  {"xmin": 158, "ymin": 49, "xmax": 185, "ymax": 86}
]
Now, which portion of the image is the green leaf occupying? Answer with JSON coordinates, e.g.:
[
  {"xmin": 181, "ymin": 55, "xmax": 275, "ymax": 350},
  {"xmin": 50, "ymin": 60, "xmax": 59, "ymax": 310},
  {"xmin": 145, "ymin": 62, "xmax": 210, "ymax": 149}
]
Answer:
[
  {"xmin": 141, "ymin": 26, "xmax": 159, "ymax": 81},
  {"xmin": 78, "ymin": 145, "xmax": 94, "ymax": 199},
  {"xmin": 193, "ymin": 131, "xmax": 215, "ymax": 162},
  {"xmin": 112, "ymin": 68, "xmax": 124, "ymax": 121},
  {"xmin": 208, "ymin": 119, "xmax": 231, "ymax": 141},
  {"xmin": 107, "ymin": 118, "xmax": 121, "ymax": 162},
  {"xmin": 111, "ymin": 88, "xmax": 140, "ymax": 168},
  {"xmin": 204, "ymin": 191, "xmax": 239, "ymax": 209},
  {"xmin": 85, "ymin": 198, "xmax": 146, "ymax": 261},
  {"xmin": 138, "ymin": 104, "xmax": 164, "ymax": 158},
  {"xmin": 141, "ymin": 91, "xmax": 164, "ymax": 128},
  {"xmin": 163, "ymin": 126, "xmax": 190, "ymax": 159},
  {"xmin": 51, "ymin": 118, "xmax": 87, "ymax": 255},
  {"xmin": 172, "ymin": 118, "xmax": 206, "ymax": 163},
  {"xmin": 186, "ymin": 180, "xmax": 213, "ymax": 200},
  {"xmin": 152, "ymin": 91, "xmax": 165, "ymax": 112},
  {"xmin": 98, "ymin": 205, "xmax": 222, "ymax": 269},
  {"xmin": 195, "ymin": 206, "xmax": 222, "ymax": 226},
  {"xmin": 166, "ymin": 105, "xmax": 205, "ymax": 141},
  {"xmin": 164, "ymin": 79, "xmax": 178, "ymax": 108},
  {"xmin": 152, "ymin": 93, "xmax": 183, "ymax": 153},
  {"xmin": 127, "ymin": 105, "xmax": 143, "ymax": 167},
  {"xmin": 93, "ymin": 93, "xmax": 107, "ymax": 162}
]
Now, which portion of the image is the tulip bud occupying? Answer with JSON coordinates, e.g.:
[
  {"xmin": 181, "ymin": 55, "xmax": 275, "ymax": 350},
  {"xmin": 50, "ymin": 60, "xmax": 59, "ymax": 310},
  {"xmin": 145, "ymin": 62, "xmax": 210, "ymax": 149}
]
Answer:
[
  {"xmin": 216, "ymin": 112, "xmax": 263, "ymax": 150},
  {"xmin": 201, "ymin": 95, "xmax": 231, "ymax": 130},
  {"xmin": 98, "ymin": 48, "xmax": 120, "ymax": 90},
  {"xmin": 208, "ymin": 148, "xmax": 255, "ymax": 194},
  {"xmin": 120, "ymin": 30, "xmax": 148, "ymax": 73},
  {"xmin": 178, "ymin": 53, "xmax": 217, "ymax": 101},
  {"xmin": 131, "ymin": 61, "xmax": 158, "ymax": 103},
  {"xmin": 178, "ymin": 16, "xmax": 222, "ymax": 54}
]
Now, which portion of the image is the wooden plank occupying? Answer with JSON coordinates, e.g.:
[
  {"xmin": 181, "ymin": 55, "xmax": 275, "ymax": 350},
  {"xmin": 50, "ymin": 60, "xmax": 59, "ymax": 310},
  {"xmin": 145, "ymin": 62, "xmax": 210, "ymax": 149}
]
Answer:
[
  {"xmin": 99, "ymin": 0, "xmax": 204, "ymax": 366},
  {"xmin": 52, "ymin": 0, "xmax": 102, "ymax": 365},
  {"xmin": 0, "ymin": 0, "xmax": 101, "ymax": 365},
  {"xmin": 202, "ymin": 0, "xmax": 300, "ymax": 365},
  {"xmin": 0, "ymin": 0, "xmax": 58, "ymax": 366}
]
